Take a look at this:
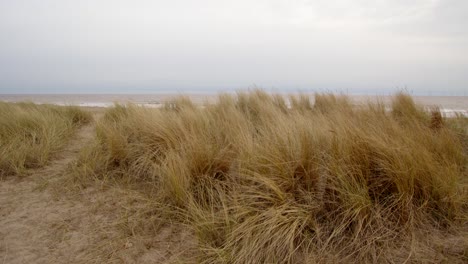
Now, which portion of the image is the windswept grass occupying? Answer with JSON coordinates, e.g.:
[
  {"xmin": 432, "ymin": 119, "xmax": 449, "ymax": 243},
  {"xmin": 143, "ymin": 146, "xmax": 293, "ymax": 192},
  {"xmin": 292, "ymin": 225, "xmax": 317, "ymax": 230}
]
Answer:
[
  {"xmin": 72, "ymin": 91, "xmax": 467, "ymax": 263},
  {"xmin": 0, "ymin": 102, "xmax": 92, "ymax": 177}
]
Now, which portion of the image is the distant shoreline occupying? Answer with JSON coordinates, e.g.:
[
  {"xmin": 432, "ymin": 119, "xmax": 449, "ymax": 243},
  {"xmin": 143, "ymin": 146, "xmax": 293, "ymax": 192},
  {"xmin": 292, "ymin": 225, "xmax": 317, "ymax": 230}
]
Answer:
[{"xmin": 1, "ymin": 94, "xmax": 467, "ymax": 117}]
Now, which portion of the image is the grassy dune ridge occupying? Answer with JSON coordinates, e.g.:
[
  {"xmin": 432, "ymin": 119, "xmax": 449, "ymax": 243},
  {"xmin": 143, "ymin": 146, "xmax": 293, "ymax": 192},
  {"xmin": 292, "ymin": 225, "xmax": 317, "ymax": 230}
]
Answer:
[
  {"xmin": 72, "ymin": 91, "xmax": 467, "ymax": 263},
  {"xmin": 0, "ymin": 102, "xmax": 92, "ymax": 177}
]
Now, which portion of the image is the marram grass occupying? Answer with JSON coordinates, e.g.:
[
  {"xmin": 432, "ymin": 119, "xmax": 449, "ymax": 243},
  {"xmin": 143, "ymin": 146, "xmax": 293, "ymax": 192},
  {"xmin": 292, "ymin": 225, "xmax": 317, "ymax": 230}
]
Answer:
[
  {"xmin": 72, "ymin": 91, "xmax": 467, "ymax": 263},
  {"xmin": 0, "ymin": 102, "xmax": 92, "ymax": 177}
]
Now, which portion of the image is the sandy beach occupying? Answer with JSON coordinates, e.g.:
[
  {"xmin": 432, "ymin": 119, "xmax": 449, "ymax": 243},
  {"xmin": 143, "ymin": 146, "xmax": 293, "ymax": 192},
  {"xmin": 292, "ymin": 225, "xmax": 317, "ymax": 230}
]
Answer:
[
  {"xmin": 2, "ymin": 0, "xmax": 468, "ymax": 262},
  {"xmin": 1, "ymin": 92, "xmax": 467, "ymax": 263}
]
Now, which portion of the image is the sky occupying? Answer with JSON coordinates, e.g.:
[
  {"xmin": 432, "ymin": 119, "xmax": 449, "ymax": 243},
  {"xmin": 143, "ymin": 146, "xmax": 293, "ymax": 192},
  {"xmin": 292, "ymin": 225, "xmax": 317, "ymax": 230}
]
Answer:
[{"xmin": 0, "ymin": 0, "xmax": 467, "ymax": 95}]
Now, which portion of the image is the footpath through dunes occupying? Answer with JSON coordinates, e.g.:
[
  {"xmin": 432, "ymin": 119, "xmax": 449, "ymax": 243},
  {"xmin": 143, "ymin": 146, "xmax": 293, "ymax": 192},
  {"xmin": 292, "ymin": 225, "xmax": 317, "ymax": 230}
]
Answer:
[
  {"xmin": 0, "ymin": 110, "xmax": 193, "ymax": 264},
  {"xmin": 0, "ymin": 112, "xmax": 100, "ymax": 263}
]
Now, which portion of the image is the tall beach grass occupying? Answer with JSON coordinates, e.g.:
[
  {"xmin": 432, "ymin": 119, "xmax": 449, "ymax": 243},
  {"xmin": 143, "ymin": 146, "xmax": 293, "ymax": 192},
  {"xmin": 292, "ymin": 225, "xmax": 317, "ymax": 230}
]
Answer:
[
  {"xmin": 72, "ymin": 91, "xmax": 467, "ymax": 263},
  {"xmin": 0, "ymin": 102, "xmax": 92, "ymax": 177}
]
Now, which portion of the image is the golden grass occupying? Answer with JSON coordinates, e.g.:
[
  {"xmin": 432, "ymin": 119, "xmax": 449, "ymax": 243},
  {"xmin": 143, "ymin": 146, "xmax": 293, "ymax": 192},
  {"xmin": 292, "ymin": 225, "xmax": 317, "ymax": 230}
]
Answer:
[
  {"xmin": 71, "ymin": 91, "xmax": 467, "ymax": 263},
  {"xmin": 0, "ymin": 102, "xmax": 92, "ymax": 177}
]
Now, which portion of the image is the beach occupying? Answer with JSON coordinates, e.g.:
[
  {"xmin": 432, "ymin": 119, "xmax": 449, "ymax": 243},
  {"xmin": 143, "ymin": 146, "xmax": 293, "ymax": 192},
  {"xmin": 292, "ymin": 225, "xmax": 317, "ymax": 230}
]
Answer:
[{"xmin": 1, "ymin": 92, "xmax": 467, "ymax": 263}]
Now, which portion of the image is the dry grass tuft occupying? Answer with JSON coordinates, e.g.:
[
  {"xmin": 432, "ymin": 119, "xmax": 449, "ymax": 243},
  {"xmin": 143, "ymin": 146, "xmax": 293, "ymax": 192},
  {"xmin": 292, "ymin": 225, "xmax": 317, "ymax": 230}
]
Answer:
[
  {"xmin": 0, "ymin": 102, "xmax": 92, "ymax": 177},
  {"xmin": 430, "ymin": 107, "xmax": 444, "ymax": 131},
  {"xmin": 71, "ymin": 91, "xmax": 468, "ymax": 263}
]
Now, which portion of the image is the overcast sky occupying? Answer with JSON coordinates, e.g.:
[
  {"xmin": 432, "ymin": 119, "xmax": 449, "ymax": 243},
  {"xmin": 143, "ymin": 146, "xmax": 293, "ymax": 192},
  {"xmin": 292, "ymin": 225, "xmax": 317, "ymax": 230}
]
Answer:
[{"xmin": 0, "ymin": 0, "xmax": 467, "ymax": 94}]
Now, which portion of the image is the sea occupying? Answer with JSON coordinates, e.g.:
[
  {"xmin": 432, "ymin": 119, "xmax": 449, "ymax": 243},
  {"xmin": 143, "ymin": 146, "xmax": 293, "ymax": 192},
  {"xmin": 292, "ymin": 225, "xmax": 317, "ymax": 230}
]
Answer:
[{"xmin": 0, "ymin": 94, "xmax": 467, "ymax": 117}]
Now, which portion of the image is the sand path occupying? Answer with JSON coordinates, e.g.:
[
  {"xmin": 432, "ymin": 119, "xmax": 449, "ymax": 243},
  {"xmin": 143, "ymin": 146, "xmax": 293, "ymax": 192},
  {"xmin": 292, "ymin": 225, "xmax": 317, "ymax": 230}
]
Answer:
[
  {"xmin": 0, "ymin": 111, "xmax": 194, "ymax": 263},
  {"xmin": 0, "ymin": 116, "xmax": 113, "ymax": 263}
]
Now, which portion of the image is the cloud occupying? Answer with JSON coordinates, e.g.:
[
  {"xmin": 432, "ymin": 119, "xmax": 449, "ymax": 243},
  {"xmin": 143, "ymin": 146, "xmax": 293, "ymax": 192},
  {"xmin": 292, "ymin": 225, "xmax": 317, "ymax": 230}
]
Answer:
[{"xmin": 0, "ymin": 0, "xmax": 466, "ymax": 94}]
